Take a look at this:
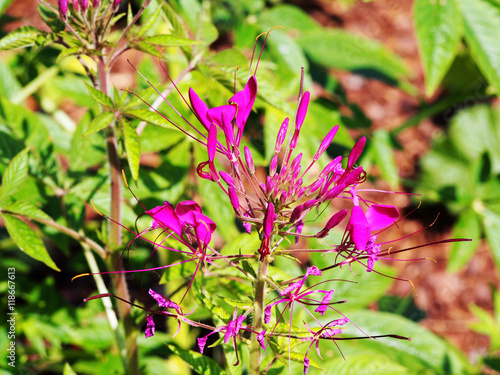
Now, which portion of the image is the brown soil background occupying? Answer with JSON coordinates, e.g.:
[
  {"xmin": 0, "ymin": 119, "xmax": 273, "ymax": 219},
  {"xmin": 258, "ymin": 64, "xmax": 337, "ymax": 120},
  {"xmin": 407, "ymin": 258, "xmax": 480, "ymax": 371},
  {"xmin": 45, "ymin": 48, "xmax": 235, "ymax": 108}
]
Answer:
[{"xmin": 4, "ymin": 0, "xmax": 500, "ymax": 367}]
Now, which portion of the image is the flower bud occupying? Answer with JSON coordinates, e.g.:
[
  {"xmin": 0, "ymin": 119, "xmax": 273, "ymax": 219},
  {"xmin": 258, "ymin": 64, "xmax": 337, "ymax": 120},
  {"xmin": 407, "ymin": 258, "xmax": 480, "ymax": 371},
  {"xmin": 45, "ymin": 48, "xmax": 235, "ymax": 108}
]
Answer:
[
  {"xmin": 315, "ymin": 209, "xmax": 348, "ymax": 238},
  {"xmin": 58, "ymin": 0, "xmax": 68, "ymax": 17},
  {"xmin": 80, "ymin": 0, "xmax": 89, "ymax": 12},
  {"xmin": 274, "ymin": 118, "xmax": 289, "ymax": 153},
  {"xmin": 219, "ymin": 171, "xmax": 235, "ymax": 187},
  {"xmin": 314, "ymin": 125, "xmax": 338, "ymax": 161},
  {"xmin": 244, "ymin": 146, "xmax": 255, "ymax": 174},
  {"xmin": 269, "ymin": 155, "xmax": 278, "ymax": 176},
  {"xmin": 228, "ymin": 186, "xmax": 240, "ymax": 213}
]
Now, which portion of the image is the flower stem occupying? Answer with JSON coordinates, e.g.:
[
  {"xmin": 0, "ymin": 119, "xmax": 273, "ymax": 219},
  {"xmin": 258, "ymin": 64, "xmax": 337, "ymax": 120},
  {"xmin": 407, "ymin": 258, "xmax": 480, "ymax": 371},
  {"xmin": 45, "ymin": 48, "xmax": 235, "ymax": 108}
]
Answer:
[
  {"xmin": 98, "ymin": 57, "xmax": 139, "ymax": 375},
  {"xmin": 250, "ymin": 254, "xmax": 269, "ymax": 375}
]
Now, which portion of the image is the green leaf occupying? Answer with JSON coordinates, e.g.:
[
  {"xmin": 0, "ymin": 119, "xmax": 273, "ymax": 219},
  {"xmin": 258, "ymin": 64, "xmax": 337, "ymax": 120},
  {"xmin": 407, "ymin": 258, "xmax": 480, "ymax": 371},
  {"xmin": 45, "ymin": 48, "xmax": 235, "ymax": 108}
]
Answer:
[
  {"xmin": 456, "ymin": 0, "xmax": 500, "ymax": 94},
  {"xmin": 324, "ymin": 354, "xmax": 410, "ymax": 374},
  {"xmin": 297, "ymin": 29, "xmax": 409, "ymax": 83},
  {"xmin": 217, "ymin": 296, "xmax": 252, "ymax": 310},
  {"xmin": 329, "ymin": 310, "xmax": 472, "ymax": 374},
  {"xmin": 84, "ymin": 111, "xmax": 114, "ymax": 136},
  {"xmin": 371, "ymin": 129, "xmax": 400, "ymax": 189},
  {"xmin": 483, "ymin": 206, "xmax": 500, "ymax": 270},
  {"xmin": 447, "ymin": 209, "xmax": 480, "ymax": 271},
  {"xmin": 0, "ymin": 0, "xmax": 14, "ymax": 15},
  {"xmin": 85, "ymin": 84, "xmax": 114, "ymax": 109},
  {"xmin": 2, "ymin": 214, "xmax": 60, "ymax": 271},
  {"xmin": 167, "ymin": 344, "xmax": 227, "ymax": 375},
  {"xmin": 1, "ymin": 201, "xmax": 51, "ymax": 221},
  {"xmin": 137, "ymin": 6, "xmax": 162, "ymax": 38},
  {"xmin": 121, "ymin": 119, "xmax": 141, "ymax": 181},
  {"xmin": 0, "ymin": 26, "xmax": 45, "ymax": 51},
  {"xmin": 310, "ymin": 252, "xmax": 396, "ymax": 309},
  {"xmin": 414, "ymin": 0, "xmax": 463, "ymax": 96},
  {"xmin": 142, "ymin": 34, "xmax": 202, "ymax": 47},
  {"xmin": 258, "ymin": 4, "xmax": 320, "ymax": 32},
  {"xmin": 63, "ymin": 362, "xmax": 78, "ymax": 375},
  {"xmin": 124, "ymin": 108, "xmax": 176, "ymax": 129},
  {"xmin": 38, "ymin": 3, "xmax": 65, "ymax": 33},
  {"xmin": 0, "ymin": 147, "xmax": 29, "ymax": 203}
]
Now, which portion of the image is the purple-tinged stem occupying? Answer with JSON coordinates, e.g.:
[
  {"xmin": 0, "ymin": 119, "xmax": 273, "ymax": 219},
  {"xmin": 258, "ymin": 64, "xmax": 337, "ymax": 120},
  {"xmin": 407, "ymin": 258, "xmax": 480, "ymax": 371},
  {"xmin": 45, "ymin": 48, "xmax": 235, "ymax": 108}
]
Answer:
[
  {"xmin": 250, "ymin": 252, "xmax": 269, "ymax": 375},
  {"xmin": 98, "ymin": 57, "xmax": 139, "ymax": 375}
]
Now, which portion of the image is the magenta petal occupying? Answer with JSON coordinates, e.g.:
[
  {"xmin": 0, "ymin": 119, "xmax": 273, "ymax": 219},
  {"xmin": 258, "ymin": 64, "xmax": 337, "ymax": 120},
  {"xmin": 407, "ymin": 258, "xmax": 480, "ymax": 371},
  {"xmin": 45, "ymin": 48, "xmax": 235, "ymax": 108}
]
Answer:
[
  {"xmin": 348, "ymin": 206, "xmax": 370, "ymax": 251},
  {"xmin": 365, "ymin": 204, "xmax": 399, "ymax": 231},
  {"xmin": 175, "ymin": 200, "xmax": 202, "ymax": 226},
  {"xmin": 192, "ymin": 211, "xmax": 217, "ymax": 244},
  {"xmin": 148, "ymin": 289, "xmax": 180, "ymax": 311},
  {"xmin": 189, "ymin": 88, "xmax": 210, "ymax": 130},
  {"xmin": 314, "ymin": 125, "xmax": 338, "ymax": 161},
  {"xmin": 230, "ymin": 76, "xmax": 257, "ymax": 132},
  {"xmin": 257, "ymin": 329, "xmax": 267, "ymax": 348},
  {"xmin": 149, "ymin": 202, "xmax": 182, "ymax": 235},
  {"xmin": 275, "ymin": 118, "xmax": 289, "ymax": 153},
  {"xmin": 207, "ymin": 105, "xmax": 236, "ymax": 128},
  {"xmin": 207, "ymin": 123, "xmax": 217, "ymax": 162},
  {"xmin": 294, "ymin": 219, "xmax": 304, "ymax": 244},
  {"xmin": 347, "ymin": 137, "xmax": 366, "ymax": 169},
  {"xmin": 306, "ymin": 265, "xmax": 321, "ymax": 276},
  {"xmin": 264, "ymin": 305, "xmax": 273, "ymax": 324},
  {"xmin": 296, "ymin": 91, "xmax": 310, "ymax": 132},
  {"xmin": 145, "ymin": 315, "xmax": 155, "ymax": 338},
  {"xmin": 220, "ymin": 171, "xmax": 235, "ymax": 187},
  {"xmin": 263, "ymin": 202, "xmax": 276, "ymax": 238},
  {"xmin": 315, "ymin": 290, "xmax": 334, "ymax": 316},
  {"xmin": 244, "ymin": 146, "xmax": 255, "ymax": 173},
  {"xmin": 228, "ymin": 186, "xmax": 240, "ymax": 212},
  {"xmin": 198, "ymin": 335, "xmax": 208, "ymax": 353},
  {"xmin": 316, "ymin": 209, "xmax": 348, "ymax": 238},
  {"xmin": 290, "ymin": 205, "xmax": 304, "ymax": 223},
  {"xmin": 304, "ymin": 356, "xmax": 310, "ymax": 375}
]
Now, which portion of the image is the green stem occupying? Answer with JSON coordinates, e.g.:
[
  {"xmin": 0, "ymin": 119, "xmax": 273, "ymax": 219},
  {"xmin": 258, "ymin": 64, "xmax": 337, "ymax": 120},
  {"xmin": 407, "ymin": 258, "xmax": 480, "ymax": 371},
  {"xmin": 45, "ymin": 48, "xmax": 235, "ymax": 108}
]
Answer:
[
  {"xmin": 250, "ymin": 256, "xmax": 269, "ymax": 375},
  {"xmin": 98, "ymin": 57, "xmax": 139, "ymax": 375}
]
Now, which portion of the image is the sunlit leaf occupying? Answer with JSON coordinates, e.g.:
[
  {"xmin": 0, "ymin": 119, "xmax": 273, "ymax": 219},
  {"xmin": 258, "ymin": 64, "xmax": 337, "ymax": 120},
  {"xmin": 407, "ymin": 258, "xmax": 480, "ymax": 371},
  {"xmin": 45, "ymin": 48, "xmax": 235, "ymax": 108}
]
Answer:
[
  {"xmin": 0, "ymin": 147, "xmax": 29, "ymax": 203},
  {"xmin": 84, "ymin": 111, "xmax": 114, "ymax": 136},
  {"xmin": 85, "ymin": 83, "xmax": 114, "ymax": 109},
  {"xmin": 447, "ymin": 208, "xmax": 481, "ymax": 271},
  {"xmin": 0, "ymin": 26, "xmax": 45, "ymax": 50},
  {"xmin": 121, "ymin": 119, "xmax": 141, "ymax": 181},
  {"xmin": 457, "ymin": 0, "xmax": 500, "ymax": 94},
  {"xmin": 2, "ymin": 214, "xmax": 60, "ymax": 271},
  {"xmin": 142, "ymin": 34, "xmax": 202, "ymax": 47},
  {"xmin": 167, "ymin": 344, "xmax": 227, "ymax": 375},
  {"xmin": 414, "ymin": 0, "xmax": 463, "ymax": 96}
]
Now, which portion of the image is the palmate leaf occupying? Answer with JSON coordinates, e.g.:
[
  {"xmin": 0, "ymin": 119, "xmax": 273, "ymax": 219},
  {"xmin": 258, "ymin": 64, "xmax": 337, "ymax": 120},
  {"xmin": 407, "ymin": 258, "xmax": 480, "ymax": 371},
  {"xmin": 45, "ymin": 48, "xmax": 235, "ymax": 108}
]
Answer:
[
  {"xmin": 167, "ymin": 344, "xmax": 227, "ymax": 375},
  {"xmin": 0, "ymin": 147, "xmax": 29, "ymax": 203},
  {"xmin": 84, "ymin": 111, "xmax": 114, "ymax": 136},
  {"xmin": 456, "ymin": 0, "xmax": 500, "ymax": 94},
  {"xmin": 85, "ymin": 84, "xmax": 114, "ymax": 109},
  {"xmin": 0, "ymin": 26, "xmax": 45, "ymax": 51},
  {"xmin": 2, "ymin": 213, "xmax": 60, "ymax": 271},
  {"xmin": 414, "ymin": 0, "xmax": 463, "ymax": 96}
]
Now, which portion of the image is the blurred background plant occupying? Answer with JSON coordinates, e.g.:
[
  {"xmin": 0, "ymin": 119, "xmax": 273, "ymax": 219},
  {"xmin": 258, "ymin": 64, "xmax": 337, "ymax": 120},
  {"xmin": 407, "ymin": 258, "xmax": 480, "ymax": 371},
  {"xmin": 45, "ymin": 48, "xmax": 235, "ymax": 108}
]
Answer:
[{"xmin": 0, "ymin": 0, "xmax": 498, "ymax": 374}]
